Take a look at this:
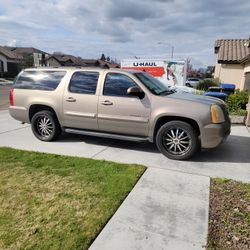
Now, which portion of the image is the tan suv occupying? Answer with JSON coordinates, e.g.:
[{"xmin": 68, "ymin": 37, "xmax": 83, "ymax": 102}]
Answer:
[{"xmin": 9, "ymin": 67, "xmax": 231, "ymax": 160}]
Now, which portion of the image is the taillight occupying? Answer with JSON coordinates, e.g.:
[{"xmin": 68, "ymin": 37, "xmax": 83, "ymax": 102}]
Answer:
[{"xmin": 9, "ymin": 88, "xmax": 14, "ymax": 106}]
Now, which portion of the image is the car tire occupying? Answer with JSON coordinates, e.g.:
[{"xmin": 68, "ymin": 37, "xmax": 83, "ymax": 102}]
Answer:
[
  {"xmin": 156, "ymin": 121, "xmax": 199, "ymax": 160},
  {"xmin": 31, "ymin": 110, "xmax": 61, "ymax": 141}
]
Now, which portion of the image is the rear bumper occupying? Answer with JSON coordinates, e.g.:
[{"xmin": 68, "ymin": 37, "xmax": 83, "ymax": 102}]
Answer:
[
  {"xmin": 201, "ymin": 121, "xmax": 231, "ymax": 149},
  {"xmin": 9, "ymin": 106, "xmax": 29, "ymax": 123}
]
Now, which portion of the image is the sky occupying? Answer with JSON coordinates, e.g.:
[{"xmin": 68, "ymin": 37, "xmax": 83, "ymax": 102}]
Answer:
[{"xmin": 0, "ymin": 0, "xmax": 249, "ymax": 68}]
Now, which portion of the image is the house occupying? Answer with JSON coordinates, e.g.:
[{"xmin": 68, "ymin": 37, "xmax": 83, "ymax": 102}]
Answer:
[
  {"xmin": 0, "ymin": 46, "xmax": 22, "ymax": 77},
  {"xmin": 96, "ymin": 59, "xmax": 120, "ymax": 69},
  {"xmin": 5, "ymin": 46, "xmax": 50, "ymax": 67},
  {"xmin": 0, "ymin": 46, "xmax": 51, "ymax": 77},
  {"xmin": 48, "ymin": 54, "xmax": 88, "ymax": 67},
  {"xmin": 48, "ymin": 54, "xmax": 120, "ymax": 68},
  {"xmin": 214, "ymin": 38, "xmax": 250, "ymax": 90}
]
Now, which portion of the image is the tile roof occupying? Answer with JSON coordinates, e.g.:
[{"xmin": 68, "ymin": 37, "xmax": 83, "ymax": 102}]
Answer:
[
  {"xmin": 0, "ymin": 46, "xmax": 23, "ymax": 60},
  {"xmin": 97, "ymin": 60, "xmax": 120, "ymax": 68},
  {"xmin": 51, "ymin": 55, "xmax": 89, "ymax": 66},
  {"xmin": 215, "ymin": 39, "xmax": 250, "ymax": 63},
  {"xmin": 5, "ymin": 46, "xmax": 48, "ymax": 57},
  {"xmin": 51, "ymin": 55, "xmax": 120, "ymax": 68}
]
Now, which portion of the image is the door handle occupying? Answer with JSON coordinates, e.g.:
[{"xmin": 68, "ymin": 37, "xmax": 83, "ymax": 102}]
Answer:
[
  {"xmin": 66, "ymin": 97, "xmax": 76, "ymax": 102},
  {"xmin": 100, "ymin": 100, "xmax": 113, "ymax": 105}
]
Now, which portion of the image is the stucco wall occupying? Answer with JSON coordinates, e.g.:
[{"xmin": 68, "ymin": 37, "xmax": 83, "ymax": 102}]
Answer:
[
  {"xmin": 243, "ymin": 62, "xmax": 250, "ymax": 73},
  {"xmin": 214, "ymin": 61, "xmax": 221, "ymax": 79},
  {"xmin": 0, "ymin": 54, "xmax": 8, "ymax": 72},
  {"xmin": 214, "ymin": 62, "xmax": 244, "ymax": 89}
]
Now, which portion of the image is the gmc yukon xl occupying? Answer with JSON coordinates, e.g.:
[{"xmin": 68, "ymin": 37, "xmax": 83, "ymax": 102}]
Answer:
[{"xmin": 9, "ymin": 68, "xmax": 231, "ymax": 160}]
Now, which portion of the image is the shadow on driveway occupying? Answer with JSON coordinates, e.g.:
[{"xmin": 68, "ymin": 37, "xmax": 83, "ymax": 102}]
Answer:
[{"xmin": 56, "ymin": 133, "xmax": 250, "ymax": 164}]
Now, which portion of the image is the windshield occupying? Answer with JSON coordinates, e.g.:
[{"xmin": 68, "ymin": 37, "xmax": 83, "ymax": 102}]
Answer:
[{"xmin": 133, "ymin": 72, "xmax": 175, "ymax": 95}]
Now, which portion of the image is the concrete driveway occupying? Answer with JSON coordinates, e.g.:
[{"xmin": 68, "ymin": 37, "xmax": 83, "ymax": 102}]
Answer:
[
  {"xmin": 0, "ymin": 85, "xmax": 12, "ymax": 111},
  {"xmin": 1, "ymin": 109, "xmax": 249, "ymax": 249},
  {"xmin": 1, "ymin": 109, "xmax": 250, "ymax": 183}
]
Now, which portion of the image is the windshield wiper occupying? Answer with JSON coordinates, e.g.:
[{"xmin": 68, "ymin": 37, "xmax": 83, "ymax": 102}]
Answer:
[{"xmin": 158, "ymin": 89, "xmax": 176, "ymax": 96}]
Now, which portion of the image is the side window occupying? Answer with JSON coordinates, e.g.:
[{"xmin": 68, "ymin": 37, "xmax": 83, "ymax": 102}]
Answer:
[
  {"xmin": 103, "ymin": 73, "xmax": 138, "ymax": 97},
  {"xmin": 69, "ymin": 72, "xmax": 99, "ymax": 94},
  {"xmin": 14, "ymin": 71, "xmax": 66, "ymax": 90}
]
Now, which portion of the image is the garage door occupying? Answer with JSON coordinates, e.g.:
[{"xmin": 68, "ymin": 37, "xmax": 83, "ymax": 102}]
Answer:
[{"xmin": 244, "ymin": 72, "xmax": 250, "ymax": 90}]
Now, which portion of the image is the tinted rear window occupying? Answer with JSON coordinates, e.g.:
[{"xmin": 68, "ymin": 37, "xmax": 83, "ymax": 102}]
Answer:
[
  {"xmin": 69, "ymin": 71, "xmax": 99, "ymax": 94},
  {"xmin": 14, "ymin": 71, "xmax": 66, "ymax": 90}
]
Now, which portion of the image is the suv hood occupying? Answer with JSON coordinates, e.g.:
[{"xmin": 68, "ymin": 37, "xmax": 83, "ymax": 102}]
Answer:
[{"xmin": 167, "ymin": 92, "xmax": 224, "ymax": 106}]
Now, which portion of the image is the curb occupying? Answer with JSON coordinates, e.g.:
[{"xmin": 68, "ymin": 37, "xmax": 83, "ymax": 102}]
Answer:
[{"xmin": 230, "ymin": 115, "xmax": 245, "ymax": 125}]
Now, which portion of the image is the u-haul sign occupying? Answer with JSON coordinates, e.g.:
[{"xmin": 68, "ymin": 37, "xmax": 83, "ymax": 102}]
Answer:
[{"xmin": 121, "ymin": 59, "xmax": 186, "ymax": 86}]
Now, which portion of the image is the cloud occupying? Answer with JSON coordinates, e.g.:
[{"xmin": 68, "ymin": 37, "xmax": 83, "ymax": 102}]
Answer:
[
  {"xmin": 0, "ymin": 0, "xmax": 249, "ymax": 67},
  {"xmin": 7, "ymin": 39, "xmax": 17, "ymax": 47},
  {"xmin": 107, "ymin": 1, "xmax": 160, "ymax": 20}
]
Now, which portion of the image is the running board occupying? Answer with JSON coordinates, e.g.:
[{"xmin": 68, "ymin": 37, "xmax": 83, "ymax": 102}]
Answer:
[{"xmin": 65, "ymin": 128, "xmax": 149, "ymax": 142}]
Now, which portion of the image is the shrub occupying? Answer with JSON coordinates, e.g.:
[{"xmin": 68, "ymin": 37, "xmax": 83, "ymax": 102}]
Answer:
[
  {"xmin": 196, "ymin": 78, "xmax": 219, "ymax": 91},
  {"xmin": 226, "ymin": 89, "xmax": 249, "ymax": 115}
]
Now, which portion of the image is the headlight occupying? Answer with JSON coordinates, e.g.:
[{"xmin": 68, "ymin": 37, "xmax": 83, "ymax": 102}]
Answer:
[{"xmin": 211, "ymin": 105, "xmax": 225, "ymax": 123}]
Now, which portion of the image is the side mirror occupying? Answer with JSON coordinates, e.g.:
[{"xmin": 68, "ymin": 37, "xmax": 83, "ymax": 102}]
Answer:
[{"xmin": 127, "ymin": 86, "xmax": 145, "ymax": 99}]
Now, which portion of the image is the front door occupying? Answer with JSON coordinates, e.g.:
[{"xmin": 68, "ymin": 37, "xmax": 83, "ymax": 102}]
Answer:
[
  {"xmin": 98, "ymin": 72, "xmax": 151, "ymax": 137},
  {"xmin": 63, "ymin": 71, "xmax": 99, "ymax": 130}
]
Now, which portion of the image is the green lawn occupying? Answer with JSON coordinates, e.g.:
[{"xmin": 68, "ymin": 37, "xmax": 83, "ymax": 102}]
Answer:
[{"xmin": 0, "ymin": 147, "xmax": 145, "ymax": 250}]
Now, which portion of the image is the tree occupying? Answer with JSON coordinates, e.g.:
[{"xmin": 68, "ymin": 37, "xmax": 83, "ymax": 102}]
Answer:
[
  {"xmin": 19, "ymin": 55, "xmax": 34, "ymax": 69},
  {"xmin": 100, "ymin": 54, "xmax": 106, "ymax": 61},
  {"xmin": 186, "ymin": 58, "xmax": 193, "ymax": 78}
]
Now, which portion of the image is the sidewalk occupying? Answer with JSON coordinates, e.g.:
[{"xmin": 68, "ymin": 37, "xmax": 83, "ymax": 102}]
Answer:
[{"xmin": 89, "ymin": 168, "xmax": 210, "ymax": 250}]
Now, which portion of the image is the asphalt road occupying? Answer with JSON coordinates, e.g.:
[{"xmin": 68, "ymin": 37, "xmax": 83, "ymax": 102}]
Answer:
[
  {"xmin": 1, "ymin": 110, "xmax": 250, "ymax": 183},
  {"xmin": 0, "ymin": 85, "xmax": 12, "ymax": 111}
]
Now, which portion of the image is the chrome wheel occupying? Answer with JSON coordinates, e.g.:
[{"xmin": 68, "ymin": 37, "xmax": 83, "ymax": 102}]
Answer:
[
  {"xmin": 163, "ymin": 128, "xmax": 192, "ymax": 155},
  {"xmin": 36, "ymin": 116, "xmax": 54, "ymax": 138}
]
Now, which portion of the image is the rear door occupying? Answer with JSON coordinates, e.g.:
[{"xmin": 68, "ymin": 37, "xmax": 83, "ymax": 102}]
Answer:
[
  {"xmin": 98, "ymin": 72, "xmax": 151, "ymax": 136},
  {"xmin": 63, "ymin": 71, "xmax": 99, "ymax": 130}
]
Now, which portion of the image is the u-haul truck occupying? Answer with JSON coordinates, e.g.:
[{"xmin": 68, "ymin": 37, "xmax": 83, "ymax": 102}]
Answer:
[{"xmin": 121, "ymin": 59, "xmax": 186, "ymax": 87}]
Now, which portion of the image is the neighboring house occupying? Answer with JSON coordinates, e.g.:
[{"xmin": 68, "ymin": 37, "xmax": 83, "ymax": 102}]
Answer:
[
  {"xmin": 1, "ymin": 45, "xmax": 120, "ymax": 77},
  {"xmin": 0, "ymin": 46, "xmax": 50, "ymax": 77},
  {"xmin": 96, "ymin": 59, "xmax": 120, "ymax": 69},
  {"xmin": 5, "ymin": 46, "xmax": 50, "ymax": 67},
  {"xmin": 48, "ymin": 54, "xmax": 88, "ymax": 67},
  {"xmin": 214, "ymin": 38, "xmax": 250, "ymax": 90},
  {"xmin": 48, "ymin": 54, "xmax": 120, "ymax": 68},
  {"xmin": 0, "ymin": 46, "xmax": 22, "ymax": 77}
]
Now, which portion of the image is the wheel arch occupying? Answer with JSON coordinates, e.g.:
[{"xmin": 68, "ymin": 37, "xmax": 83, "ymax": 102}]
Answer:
[
  {"xmin": 153, "ymin": 116, "xmax": 200, "ymax": 141},
  {"xmin": 29, "ymin": 104, "xmax": 60, "ymax": 123}
]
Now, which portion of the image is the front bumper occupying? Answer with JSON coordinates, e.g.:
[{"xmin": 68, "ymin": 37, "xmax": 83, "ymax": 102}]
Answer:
[{"xmin": 201, "ymin": 121, "xmax": 231, "ymax": 149}]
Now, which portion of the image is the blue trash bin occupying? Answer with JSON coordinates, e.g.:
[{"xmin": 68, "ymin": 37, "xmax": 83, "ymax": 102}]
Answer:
[
  {"xmin": 220, "ymin": 83, "xmax": 235, "ymax": 95},
  {"xmin": 204, "ymin": 92, "xmax": 228, "ymax": 101}
]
